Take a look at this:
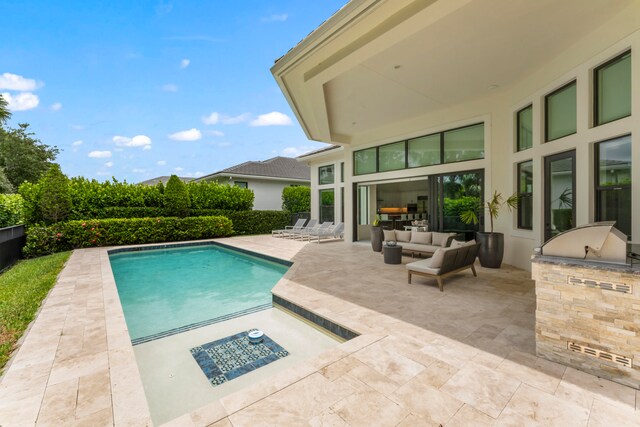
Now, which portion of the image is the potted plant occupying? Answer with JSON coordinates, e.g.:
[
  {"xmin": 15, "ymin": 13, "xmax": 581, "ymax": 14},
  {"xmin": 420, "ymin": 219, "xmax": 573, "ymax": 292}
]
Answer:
[
  {"xmin": 370, "ymin": 214, "xmax": 383, "ymax": 252},
  {"xmin": 459, "ymin": 191, "xmax": 518, "ymax": 268}
]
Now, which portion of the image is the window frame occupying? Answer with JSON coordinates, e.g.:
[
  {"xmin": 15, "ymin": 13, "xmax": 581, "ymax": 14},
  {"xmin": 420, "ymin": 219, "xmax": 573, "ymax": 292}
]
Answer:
[
  {"xmin": 319, "ymin": 188, "xmax": 335, "ymax": 223},
  {"xmin": 544, "ymin": 80, "xmax": 577, "ymax": 142},
  {"xmin": 234, "ymin": 181, "xmax": 248, "ymax": 189},
  {"xmin": 594, "ymin": 135, "xmax": 632, "ymax": 239},
  {"xmin": 516, "ymin": 160, "xmax": 533, "ymax": 230},
  {"xmin": 516, "ymin": 104, "xmax": 533, "ymax": 152},
  {"xmin": 318, "ymin": 164, "xmax": 335, "ymax": 185},
  {"xmin": 593, "ymin": 50, "xmax": 632, "ymax": 127}
]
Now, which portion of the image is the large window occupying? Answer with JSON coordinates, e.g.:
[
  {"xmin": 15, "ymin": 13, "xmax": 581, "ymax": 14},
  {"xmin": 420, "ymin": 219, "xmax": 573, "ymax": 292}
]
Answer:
[
  {"xmin": 353, "ymin": 123, "xmax": 484, "ymax": 175},
  {"xmin": 517, "ymin": 160, "xmax": 533, "ymax": 230},
  {"xmin": 595, "ymin": 51, "xmax": 631, "ymax": 126},
  {"xmin": 408, "ymin": 134, "xmax": 440, "ymax": 168},
  {"xmin": 517, "ymin": 105, "xmax": 533, "ymax": 151},
  {"xmin": 319, "ymin": 189, "xmax": 334, "ymax": 223},
  {"xmin": 545, "ymin": 81, "xmax": 577, "ymax": 142},
  {"xmin": 319, "ymin": 164, "xmax": 334, "ymax": 185},
  {"xmin": 595, "ymin": 135, "xmax": 631, "ymax": 238},
  {"xmin": 234, "ymin": 181, "xmax": 248, "ymax": 189},
  {"xmin": 443, "ymin": 124, "xmax": 484, "ymax": 162},
  {"xmin": 378, "ymin": 141, "xmax": 406, "ymax": 172},
  {"xmin": 354, "ymin": 148, "xmax": 377, "ymax": 175}
]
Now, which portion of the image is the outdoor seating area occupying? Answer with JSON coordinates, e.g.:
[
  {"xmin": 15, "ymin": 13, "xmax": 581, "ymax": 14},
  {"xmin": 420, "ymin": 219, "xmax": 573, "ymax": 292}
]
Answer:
[
  {"xmin": 383, "ymin": 229, "xmax": 458, "ymax": 257},
  {"xmin": 407, "ymin": 240, "xmax": 480, "ymax": 291},
  {"xmin": 272, "ymin": 219, "xmax": 344, "ymax": 243}
]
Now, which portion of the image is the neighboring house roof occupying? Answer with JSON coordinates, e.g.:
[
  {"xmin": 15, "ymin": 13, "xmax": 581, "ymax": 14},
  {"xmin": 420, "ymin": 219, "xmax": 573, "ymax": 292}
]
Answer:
[
  {"xmin": 138, "ymin": 176, "xmax": 194, "ymax": 186},
  {"xmin": 197, "ymin": 156, "xmax": 310, "ymax": 182}
]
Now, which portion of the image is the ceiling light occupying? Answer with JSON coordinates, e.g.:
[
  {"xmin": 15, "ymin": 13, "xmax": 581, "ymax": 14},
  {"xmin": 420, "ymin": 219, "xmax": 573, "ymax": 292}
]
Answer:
[{"xmin": 393, "ymin": 65, "xmax": 402, "ymax": 70}]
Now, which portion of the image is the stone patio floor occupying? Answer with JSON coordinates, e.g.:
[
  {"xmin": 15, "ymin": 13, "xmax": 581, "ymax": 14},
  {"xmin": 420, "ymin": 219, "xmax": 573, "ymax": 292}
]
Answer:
[{"xmin": 0, "ymin": 235, "xmax": 638, "ymax": 426}]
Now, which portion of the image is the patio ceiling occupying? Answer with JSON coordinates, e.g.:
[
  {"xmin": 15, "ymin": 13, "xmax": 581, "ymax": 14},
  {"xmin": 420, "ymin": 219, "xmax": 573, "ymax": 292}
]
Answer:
[{"xmin": 272, "ymin": 0, "xmax": 633, "ymax": 144}]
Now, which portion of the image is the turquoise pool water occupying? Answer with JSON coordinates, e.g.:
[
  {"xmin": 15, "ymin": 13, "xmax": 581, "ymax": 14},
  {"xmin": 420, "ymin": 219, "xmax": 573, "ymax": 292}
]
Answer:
[{"xmin": 109, "ymin": 244, "xmax": 289, "ymax": 341}]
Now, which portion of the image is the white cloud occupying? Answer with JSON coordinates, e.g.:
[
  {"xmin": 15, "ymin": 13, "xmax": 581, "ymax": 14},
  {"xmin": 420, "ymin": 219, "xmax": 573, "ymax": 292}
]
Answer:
[
  {"xmin": 132, "ymin": 168, "xmax": 148, "ymax": 173},
  {"xmin": 104, "ymin": 161, "xmax": 114, "ymax": 168},
  {"xmin": 88, "ymin": 150, "xmax": 112, "ymax": 158},
  {"xmin": 156, "ymin": 160, "xmax": 167, "ymax": 166},
  {"xmin": 1, "ymin": 92, "xmax": 39, "ymax": 111},
  {"xmin": 168, "ymin": 128, "xmax": 201, "ymax": 141},
  {"xmin": 0, "ymin": 73, "xmax": 41, "ymax": 91},
  {"xmin": 205, "ymin": 130, "xmax": 224, "ymax": 137},
  {"xmin": 202, "ymin": 112, "xmax": 219, "ymax": 125},
  {"xmin": 142, "ymin": 145, "xmax": 152, "ymax": 150},
  {"xmin": 262, "ymin": 14, "xmax": 288, "ymax": 22},
  {"xmin": 250, "ymin": 111, "xmax": 292, "ymax": 127},
  {"xmin": 162, "ymin": 83, "xmax": 178, "ymax": 92},
  {"xmin": 51, "ymin": 102, "xmax": 62, "ymax": 111},
  {"xmin": 71, "ymin": 140, "xmax": 83, "ymax": 147},
  {"xmin": 280, "ymin": 146, "xmax": 318, "ymax": 157},
  {"xmin": 113, "ymin": 134, "xmax": 152, "ymax": 148},
  {"xmin": 202, "ymin": 112, "xmax": 250, "ymax": 125},
  {"xmin": 174, "ymin": 167, "xmax": 184, "ymax": 172},
  {"xmin": 180, "ymin": 59, "xmax": 190, "ymax": 69}
]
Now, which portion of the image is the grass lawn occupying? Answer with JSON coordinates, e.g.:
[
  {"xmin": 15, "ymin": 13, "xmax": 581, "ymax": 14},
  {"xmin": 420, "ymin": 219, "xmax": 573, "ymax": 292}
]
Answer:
[{"xmin": 0, "ymin": 252, "xmax": 71, "ymax": 372}]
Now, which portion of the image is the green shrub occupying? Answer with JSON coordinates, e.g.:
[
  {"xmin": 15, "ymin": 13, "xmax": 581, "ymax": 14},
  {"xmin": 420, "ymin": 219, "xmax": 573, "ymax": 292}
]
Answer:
[
  {"xmin": 443, "ymin": 196, "xmax": 480, "ymax": 217},
  {"xmin": 0, "ymin": 194, "xmax": 25, "ymax": 227},
  {"xmin": 23, "ymin": 216, "xmax": 233, "ymax": 257},
  {"xmin": 210, "ymin": 210, "xmax": 290, "ymax": 235},
  {"xmin": 282, "ymin": 186, "xmax": 310, "ymax": 213},
  {"xmin": 68, "ymin": 206, "xmax": 166, "ymax": 220},
  {"xmin": 18, "ymin": 181, "xmax": 42, "ymax": 225},
  {"xmin": 164, "ymin": 175, "xmax": 191, "ymax": 217},
  {"xmin": 187, "ymin": 181, "xmax": 253, "ymax": 210},
  {"xmin": 39, "ymin": 164, "xmax": 72, "ymax": 224}
]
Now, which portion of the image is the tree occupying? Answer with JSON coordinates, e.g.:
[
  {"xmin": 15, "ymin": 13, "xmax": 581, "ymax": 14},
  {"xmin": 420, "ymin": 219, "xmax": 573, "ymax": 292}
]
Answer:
[
  {"xmin": 0, "ymin": 94, "xmax": 11, "ymax": 126},
  {"xmin": 0, "ymin": 123, "xmax": 59, "ymax": 189},
  {"xmin": 282, "ymin": 186, "xmax": 310, "ymax": 213},
  {"xmin": 39, "ymin": 164, "xmax": 72, "ymax": 224},
  {"xmin": 0, "ymin": 167, "xmax": 14, "ymax": 193},
  {"xmin": 164, "ymin": 175, "xmax": 191, "ymax": 217}
]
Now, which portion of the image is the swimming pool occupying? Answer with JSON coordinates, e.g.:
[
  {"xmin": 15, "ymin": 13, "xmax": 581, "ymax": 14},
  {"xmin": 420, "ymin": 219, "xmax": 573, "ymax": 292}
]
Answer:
[{"xmin": 109, "ymin": 243, "xmax": 289, "ymax": 342}]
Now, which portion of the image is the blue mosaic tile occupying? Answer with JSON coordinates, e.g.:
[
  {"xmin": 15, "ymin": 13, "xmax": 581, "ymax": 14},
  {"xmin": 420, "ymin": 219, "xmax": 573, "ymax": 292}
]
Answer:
[{"xmin": 190, "ymin": 329, "xmax": 289, "ymax": 387}]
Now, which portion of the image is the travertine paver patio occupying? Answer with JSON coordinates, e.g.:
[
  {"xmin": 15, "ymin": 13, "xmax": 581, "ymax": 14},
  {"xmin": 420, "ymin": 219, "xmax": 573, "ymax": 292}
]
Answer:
[{"xmin": 0, "ymin": 235, "xmax": 638, "ymax": 426}]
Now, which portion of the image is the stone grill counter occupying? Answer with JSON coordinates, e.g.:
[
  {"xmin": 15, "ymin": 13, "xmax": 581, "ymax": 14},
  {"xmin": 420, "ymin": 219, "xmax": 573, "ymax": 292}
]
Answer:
[{"xmin": 532, "ymin": 256, "xmax": 640, "ymax": 389}]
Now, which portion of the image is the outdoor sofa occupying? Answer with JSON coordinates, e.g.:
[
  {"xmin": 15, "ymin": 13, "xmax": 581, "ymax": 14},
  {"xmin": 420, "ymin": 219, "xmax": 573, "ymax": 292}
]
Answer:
[
  {"xmin": 406, "ymin": 240, "xmax": 480, "ymax": 291},
  {"xmin": 382, "ymin": 229, "xmax": 458, "ymax": 257}
]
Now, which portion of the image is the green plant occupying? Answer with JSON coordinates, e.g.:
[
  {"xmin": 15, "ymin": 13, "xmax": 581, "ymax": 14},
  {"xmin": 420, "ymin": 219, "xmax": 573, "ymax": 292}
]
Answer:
[
  {"xmin": 187, "ymin": 181, "xmax": 253, "ymax": 210},
  {"xmin": 282, "ymin": 186, "xmax": 310, "ymax": 213},
  {"xmin": 163, "ymin": 175, "xmax": 191, "ymax": 217},
  {"xmin": 0, "ymin": 194, "xmax": 24, "ymax": 227},
  {"xmin": 372, "ymin": 215, "xmax": 380, "ymax": 227},
  {"xmin": 459, "ymin": 190, "xmax": 519, "ymax": 233},
  {"xmin": 39, "ymin": 165, "xmax": 72, "ymax": 224}
]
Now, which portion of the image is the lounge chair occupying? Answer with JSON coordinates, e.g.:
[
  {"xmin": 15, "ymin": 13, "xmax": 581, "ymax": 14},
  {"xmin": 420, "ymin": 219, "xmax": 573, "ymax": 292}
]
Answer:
[
  {"xmin": 272, "ymin": 218, "xmax": 307, "ymax": 238},
  {"xmin": 306, "ymin": 222, "xmax": 344, "ymax": 243},
  {"xmin": 295, "ymin": 221, "xmax": 332, "ymax": 240},
  {"xmin": 283, "ymin": 219, "xmax": 318, "ymax": 239}
]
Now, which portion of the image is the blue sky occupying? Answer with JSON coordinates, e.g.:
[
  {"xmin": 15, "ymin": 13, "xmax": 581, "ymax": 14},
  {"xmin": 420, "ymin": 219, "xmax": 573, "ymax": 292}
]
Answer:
[{"xmin": 0, "ymin": 1, "xmax": 343, "ymax": 182}]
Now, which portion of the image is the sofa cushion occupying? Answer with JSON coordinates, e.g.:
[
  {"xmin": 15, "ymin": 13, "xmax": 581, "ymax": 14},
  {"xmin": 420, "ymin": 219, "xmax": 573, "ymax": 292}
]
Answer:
[
  {"xmin": 429, "ymin": 248, "xmax": 447, "ymax": 268},
  {"xmin": 401, "ymin": 243, "xmax": 440, "ymax": 254},
  {"xmin": 396, "ymin": 230, "xmax": 412, "ymax": 242},
  {"xmin": 431, "ymin": 232, "xmax": 452, "ymax": 247},
  {"xmin": 451, "ymin": 239, "xmax": 477, "ymax": 248},
  {"xmin": 406, "ymin": 258, "xmax": 440, "ymax": 275},
  {"xmin": 410, "ymin": 231, "xmax": 432, "ymax": 245},
  {"xmin": 383, "ymin": 229, "xmax": 396, "ymax": 242}
]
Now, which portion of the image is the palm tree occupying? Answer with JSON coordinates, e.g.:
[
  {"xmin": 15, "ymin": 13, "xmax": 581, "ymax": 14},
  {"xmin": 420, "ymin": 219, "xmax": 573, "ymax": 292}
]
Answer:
[{"xmin": 0, "ymin": 94, "xmax": 11, "ymax": 125}]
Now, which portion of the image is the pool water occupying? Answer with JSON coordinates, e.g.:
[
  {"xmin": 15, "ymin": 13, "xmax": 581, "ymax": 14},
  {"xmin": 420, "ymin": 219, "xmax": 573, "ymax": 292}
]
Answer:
[{"xmin": 109, "ymin": 244, "xmax": 289, "ymax": 340}]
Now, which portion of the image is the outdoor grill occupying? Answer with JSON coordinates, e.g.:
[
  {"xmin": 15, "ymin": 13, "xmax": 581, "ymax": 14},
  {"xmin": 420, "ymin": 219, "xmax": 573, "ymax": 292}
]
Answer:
[{"xmin": 535, "ymin": 221, "xmax": 628, "ymax": 264}]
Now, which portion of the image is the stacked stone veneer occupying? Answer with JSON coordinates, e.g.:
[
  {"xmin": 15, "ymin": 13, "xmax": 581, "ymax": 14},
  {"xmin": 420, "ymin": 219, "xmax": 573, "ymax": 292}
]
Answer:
[{"xmin": 532, "ymin": 258, "xmax": 640, "ymax": 390}]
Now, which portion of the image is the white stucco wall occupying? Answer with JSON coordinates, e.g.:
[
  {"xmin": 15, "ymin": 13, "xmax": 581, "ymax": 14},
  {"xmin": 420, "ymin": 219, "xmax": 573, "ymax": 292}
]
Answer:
[
  {"xmin": 304, "ymin": 11, "xmax": 640, "ymax": 271},
  {"xmin": 229, "ymin": 178, "xmax": 308, "ymax": 211}
]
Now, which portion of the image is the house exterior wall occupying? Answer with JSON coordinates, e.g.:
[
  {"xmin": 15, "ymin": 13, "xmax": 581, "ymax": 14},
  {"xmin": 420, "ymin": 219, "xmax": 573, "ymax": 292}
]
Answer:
[
  {"xmin": 304, "ymin": 13, "xmax": 640, "ymax": 270},
  {"xmin": 229, "ymin": 178, "xmax": 308, "ymax": 211}
]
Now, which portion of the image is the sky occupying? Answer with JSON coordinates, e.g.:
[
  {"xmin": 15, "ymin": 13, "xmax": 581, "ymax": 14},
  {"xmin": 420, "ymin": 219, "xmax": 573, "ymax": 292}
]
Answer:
[{"xmin": 0, "ymin": 0, "xmax": 344, "ymax": 182}]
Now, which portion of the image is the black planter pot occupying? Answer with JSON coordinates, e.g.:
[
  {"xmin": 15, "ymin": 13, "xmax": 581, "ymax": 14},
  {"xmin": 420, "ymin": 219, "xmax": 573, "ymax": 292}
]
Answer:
[
  {"xmin": 371, "ymin": 226, "xmax": 383, "ymax": 252},
  {"xmin": 476, "ymin": 232, "xmax": 504, "ymax": 268}
]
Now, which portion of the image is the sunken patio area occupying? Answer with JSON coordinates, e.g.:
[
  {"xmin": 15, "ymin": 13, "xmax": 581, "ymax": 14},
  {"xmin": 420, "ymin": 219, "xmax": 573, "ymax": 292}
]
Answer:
[{"xmin": 1, "ymin": 235, "xmax": 639, "ymax": 426}]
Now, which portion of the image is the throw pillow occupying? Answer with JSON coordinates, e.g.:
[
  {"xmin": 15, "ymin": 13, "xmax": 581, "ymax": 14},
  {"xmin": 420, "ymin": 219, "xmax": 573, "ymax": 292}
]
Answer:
[
  {"xmin": 465, "ymin": 239, "xmax": 477, "ymax": 246},
  {"xmin": 410, "ymin": 231, "xmax": 432, "ymax": 245},
  {"xmin": 431, "ymin": 232, "xmax": 448, "ymax": 247},
  {"xmin": 429, "ymin": 248, "xmax": 445, "ymax": 268},
  {"xmin": 383, "ymin": 229, "xmax": 396, "ymax": 242},
  {"xmin": 450, "ymin": 239, "xmax": 465, "ymax": 248},
  {"xmin": 395, "ymin": 230, "xmax": 412, "ymax": 242}
]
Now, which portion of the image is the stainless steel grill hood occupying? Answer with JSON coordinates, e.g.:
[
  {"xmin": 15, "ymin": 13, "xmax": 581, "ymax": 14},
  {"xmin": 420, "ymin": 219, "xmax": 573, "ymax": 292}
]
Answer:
[{"xmin": 535, "ymin": 222, "xmax": 628, "ymax": 264}]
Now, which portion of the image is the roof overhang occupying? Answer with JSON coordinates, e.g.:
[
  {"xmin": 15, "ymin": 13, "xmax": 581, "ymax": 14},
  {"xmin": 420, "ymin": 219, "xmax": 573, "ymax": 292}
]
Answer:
[
  {"xmin": 272, "ymin": 0, "xmax": 634, "ymax": 145},
  {"xmin": 196, "ymin": 173, "xmax": 310, "ymax": 183}
]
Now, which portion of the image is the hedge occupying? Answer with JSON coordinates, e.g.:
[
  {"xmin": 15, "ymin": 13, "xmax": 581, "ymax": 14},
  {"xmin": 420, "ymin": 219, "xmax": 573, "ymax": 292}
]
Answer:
[
  {"xmin": 282, "ymin": 186, "xmax": 310, "ymax": 213},
  {"xmin": 64, "ymin": 207, "xmax": 290, "ymax": 235},
  {"xmin": 23, "ymin": 216, "xmax": 233, "ymax": 258},
  {"xmin": 0, "ymin": 194, "xmax": 24, "ymax": 228}
]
